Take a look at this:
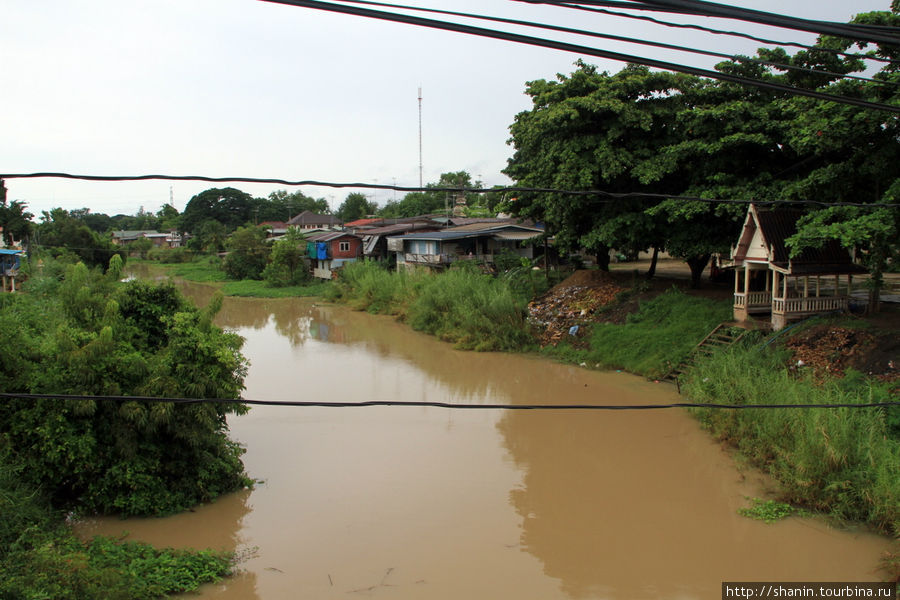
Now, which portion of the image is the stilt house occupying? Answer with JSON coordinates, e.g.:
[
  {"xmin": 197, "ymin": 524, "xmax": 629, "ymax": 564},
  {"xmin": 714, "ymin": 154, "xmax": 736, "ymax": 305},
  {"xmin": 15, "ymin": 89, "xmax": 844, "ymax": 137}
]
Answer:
[{"xmin": 731, "ymin": 204, "xmax": 866, "ymax": 330}]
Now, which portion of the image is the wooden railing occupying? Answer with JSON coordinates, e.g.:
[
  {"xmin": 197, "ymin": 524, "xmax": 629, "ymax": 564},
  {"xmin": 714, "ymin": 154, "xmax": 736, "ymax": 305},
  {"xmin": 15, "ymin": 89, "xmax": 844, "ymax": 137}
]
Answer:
[
  {"xmin": 404, "ymin": 253, "xmax": 451, "ymax": 265},
  {"xmin": 772, "ymin": 296, "xmax": 848, "ymax": 314},
  {"xmin": 734, "ymin": 291, "xmax": 772, "ymax": 308}
]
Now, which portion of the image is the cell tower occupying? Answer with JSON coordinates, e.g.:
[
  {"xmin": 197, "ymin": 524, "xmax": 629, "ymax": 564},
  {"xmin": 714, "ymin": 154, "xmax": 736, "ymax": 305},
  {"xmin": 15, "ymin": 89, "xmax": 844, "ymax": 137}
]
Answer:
[{"xmin": 418, "ymin": 86, "xmax": 423, "ymax": 190}]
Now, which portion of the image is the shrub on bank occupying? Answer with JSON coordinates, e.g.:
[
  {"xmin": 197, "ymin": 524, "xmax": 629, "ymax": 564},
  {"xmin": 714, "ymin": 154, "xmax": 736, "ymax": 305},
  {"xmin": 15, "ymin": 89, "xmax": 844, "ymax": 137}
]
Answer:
[
  {"xmin": 682, "ymin": 344, "xmax": 900, "ymax": 535},
  {"xmin": 330, "ymin": 261, "xmax": 536, "ymax": 351}
]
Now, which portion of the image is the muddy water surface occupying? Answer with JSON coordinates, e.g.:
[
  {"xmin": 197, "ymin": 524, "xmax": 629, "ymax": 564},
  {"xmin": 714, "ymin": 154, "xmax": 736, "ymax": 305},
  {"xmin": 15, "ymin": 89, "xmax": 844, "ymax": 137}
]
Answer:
[{"xmin": 76, "ymin": 285, "xmax": 892, "ymax": 599}]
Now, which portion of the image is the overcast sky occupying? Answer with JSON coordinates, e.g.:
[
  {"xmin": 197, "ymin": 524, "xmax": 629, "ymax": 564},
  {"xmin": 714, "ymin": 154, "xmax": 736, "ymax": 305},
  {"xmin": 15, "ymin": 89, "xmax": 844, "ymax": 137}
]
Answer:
[{"xmin": 2, "ymin": 0, "xmax": 891, "ymax": 218}]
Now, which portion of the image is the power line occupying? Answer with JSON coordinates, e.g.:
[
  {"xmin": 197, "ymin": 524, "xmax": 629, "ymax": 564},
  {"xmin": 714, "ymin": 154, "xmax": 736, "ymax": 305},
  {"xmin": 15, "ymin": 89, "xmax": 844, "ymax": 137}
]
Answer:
[
  {"xmin": 261, "ymin": 0, "xmax": 900, "ymax": 113},
  {"xmin": 2, "ymin": 393, "xmax": 898, "ymax": 410},
  {"xmin": 627, "ymin": 0, "xmax": 900, "ymax": 46},
  {"xmin": 3, "ymin": 173, "xmax": 900, "ymax": 207},
  {"xmin": 330, "ymin": 0, "xmax": 898, "ymax": 88},
  {"xmin": 516, "ymin": 1, "xmax": 900, "ymax": 66},
  {"xmin": 534, "ymin": 0, "xmax": 900, "ymax": 46}
]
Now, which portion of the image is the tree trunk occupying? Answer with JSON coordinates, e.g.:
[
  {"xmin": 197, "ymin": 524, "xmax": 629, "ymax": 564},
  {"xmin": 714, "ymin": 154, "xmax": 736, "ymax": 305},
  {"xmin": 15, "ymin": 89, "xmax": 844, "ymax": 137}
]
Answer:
[
  {"xmin": 686, "ymin": 254, "xmax": 710, "ymax": 289},
  {"xmin": 596, "ymin": 246, "xmax": 610, "ymax": 272},
  {"xmin": 645, "ymin": 247, "xmax": 659, "ymax": 279}
]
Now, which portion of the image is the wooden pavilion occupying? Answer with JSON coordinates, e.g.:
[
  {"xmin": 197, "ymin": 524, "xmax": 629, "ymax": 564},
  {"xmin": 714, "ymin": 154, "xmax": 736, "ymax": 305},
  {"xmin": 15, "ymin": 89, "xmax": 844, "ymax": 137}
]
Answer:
[{"xmin": 730, "ymin": 204, "xmax": 866, "ymax": 330}]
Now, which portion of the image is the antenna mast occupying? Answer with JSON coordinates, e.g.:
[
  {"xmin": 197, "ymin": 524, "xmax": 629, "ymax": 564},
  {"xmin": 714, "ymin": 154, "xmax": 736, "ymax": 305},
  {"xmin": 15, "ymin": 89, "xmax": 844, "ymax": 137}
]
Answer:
[{"xmin": 418, "ymin": 86, "xmax": 423, "ymax": 190}]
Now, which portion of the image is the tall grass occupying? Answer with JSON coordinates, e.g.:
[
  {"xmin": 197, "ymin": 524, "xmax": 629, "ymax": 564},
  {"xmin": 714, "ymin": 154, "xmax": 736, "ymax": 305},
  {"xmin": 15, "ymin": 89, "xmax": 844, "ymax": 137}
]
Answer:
[
  {"xmin": 544, "ymin": 288, "xmax": 732, "ymax": 377},
  {"xmin": 682, "ymin": 344, "xmax": 900, "ymax": 535},
  {"xmin": 407, "ymin": 267, "xmax": 534, "ymax": 351},
  {"xmin": 329, "ymin": 261, "xmax": 536, "ymax": 351}
]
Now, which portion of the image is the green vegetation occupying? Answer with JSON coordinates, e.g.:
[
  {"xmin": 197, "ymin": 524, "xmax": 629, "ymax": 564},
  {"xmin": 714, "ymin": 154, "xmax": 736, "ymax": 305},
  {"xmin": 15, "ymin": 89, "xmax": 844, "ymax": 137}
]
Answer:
[
  {"xmin": 682, "ymin": 344, "xmax": 900, "ymax": 536},
  {"xmin": 1, "ymin": 260, "xmax": 250, "ymax": 516},
  {"xmin": 0, "ymin": 256, "xmax": 250, "ymax": 597},
  {"xmin": 0, "ymin": 457, "xmax": 233, "ymax": 600},
  {"xmin": 222, "ymin": 278, "xmax": 330, "ymax": 298},
  {"xmin": 543, "ymin": 288, "xmax": 732, "ymax": 378},
  {"xmin": 738, "ymin": 497, "xmax": 809, "ymax": 524},
  {"xmin": 170, "ymin": 255, "xmax": 228, "ymax": 282},
  {"xmin": 328, "ymin": 260, "xmax": 539, "ymax": 351}
]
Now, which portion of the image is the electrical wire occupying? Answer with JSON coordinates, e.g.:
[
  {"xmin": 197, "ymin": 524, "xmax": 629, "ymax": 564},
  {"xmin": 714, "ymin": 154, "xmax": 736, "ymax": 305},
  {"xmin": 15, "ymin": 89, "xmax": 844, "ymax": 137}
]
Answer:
[
  {"xmin": 2, "ymin": 393, "xmax": 897, "ymax": 410},
  {"xmin": 3, "ymin": 173, "xmax": 899, "ymax": 208},
  {"xmin": 514, "ymin": 1, "xmax": 900, "ymax": 66},
  {"xmin": 329, "ymin": 0, "xmax": 898, "ymax": 88},
  {"xmin": 262, "ymin": 0, "xmax": 900, "ymax": 113},
  {"xmin": 541, "ymin": 0, "xmax": 900, "ymax": 46}
]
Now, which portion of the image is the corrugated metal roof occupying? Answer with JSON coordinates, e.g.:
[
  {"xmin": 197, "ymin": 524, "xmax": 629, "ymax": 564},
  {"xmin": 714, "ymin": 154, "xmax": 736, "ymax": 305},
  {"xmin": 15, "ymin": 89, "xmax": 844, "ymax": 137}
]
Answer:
[
  {"xmin": 449, "ymin": 221, "xmax": 541, "ymax": 233},
  {"xmin": 306, "ymin": 231, "xmax": 360, "ymax": 242}
]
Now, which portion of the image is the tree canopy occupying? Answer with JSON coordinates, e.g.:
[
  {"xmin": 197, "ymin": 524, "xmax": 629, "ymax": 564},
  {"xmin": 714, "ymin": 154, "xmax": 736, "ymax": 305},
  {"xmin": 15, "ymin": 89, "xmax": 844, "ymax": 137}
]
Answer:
[
  {"xmin": 503, "ymin": 6, "xmax": 900, "ymax": 289},
  {"xmin": 181, "ymin": 187, "xmax": 255, "ymax": 233},
  {"xmin": 337, "ymin": 192, "xmax": 377, "ymax": 222}
]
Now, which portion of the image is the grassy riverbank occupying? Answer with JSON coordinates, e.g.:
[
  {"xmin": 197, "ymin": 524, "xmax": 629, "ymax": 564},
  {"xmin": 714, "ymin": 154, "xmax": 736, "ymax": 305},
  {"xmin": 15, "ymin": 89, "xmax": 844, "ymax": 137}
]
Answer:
[
  {"xmin": 684, "ymin": 343, "xmax": 899, "ymax": 532},
  {"xmin": 540, "ymin": 287, "xmax": 733, "ymax": 377}
]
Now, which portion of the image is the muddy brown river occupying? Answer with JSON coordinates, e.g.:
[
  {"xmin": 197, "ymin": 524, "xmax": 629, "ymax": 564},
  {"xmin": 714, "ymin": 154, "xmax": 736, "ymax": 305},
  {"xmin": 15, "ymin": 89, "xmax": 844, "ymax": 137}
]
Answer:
[{"xmin": 76, "ymin": 281, "xmax": 892, "ymax": 599}]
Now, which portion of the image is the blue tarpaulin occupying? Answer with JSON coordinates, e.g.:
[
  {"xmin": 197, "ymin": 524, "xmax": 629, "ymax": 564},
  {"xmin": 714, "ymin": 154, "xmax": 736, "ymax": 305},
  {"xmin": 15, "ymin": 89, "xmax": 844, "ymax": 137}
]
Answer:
[{"xmin": 316, "ymin": 242, "xmax": 327, "ymax": 260}]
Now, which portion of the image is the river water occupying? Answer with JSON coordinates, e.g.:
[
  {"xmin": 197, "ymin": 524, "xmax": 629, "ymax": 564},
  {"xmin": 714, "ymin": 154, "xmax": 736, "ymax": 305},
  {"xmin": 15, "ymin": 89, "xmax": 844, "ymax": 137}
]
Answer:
[{"xmin": 75, "ymin": 281, "xmax": 892, "ymax": 599}]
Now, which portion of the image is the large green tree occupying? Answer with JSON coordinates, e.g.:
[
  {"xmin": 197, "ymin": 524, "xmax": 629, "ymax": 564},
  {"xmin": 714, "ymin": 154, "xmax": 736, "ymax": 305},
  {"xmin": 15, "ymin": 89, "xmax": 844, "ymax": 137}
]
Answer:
[
  {"xmin": 181, "ymin": 187, "xmax": 254, "ymax": 233},
  {"xmin": 337, "ymin": 192, "xmax": 377, "ymax": 222},
  {"xmin": 257, "ymin": 190, "xmax": 330, "ymax": 222},
  {"xmin": 0, "ymin": 180, "xmax": 33, "ymax": 247},
  {"xmin": 781, "ymin": 7, "xmax": 900, "ymax": 309},
  {"xmin": 504, "ymin": 62, "xmax": 728, "ymax": 280}
]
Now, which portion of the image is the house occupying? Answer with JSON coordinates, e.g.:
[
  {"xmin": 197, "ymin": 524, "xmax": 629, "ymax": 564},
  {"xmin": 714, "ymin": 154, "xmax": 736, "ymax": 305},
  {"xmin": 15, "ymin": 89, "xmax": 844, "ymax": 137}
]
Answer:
[
  {"xmin": 0, "ymin": 248, "xmax": 23, "ymax": 293},
  {"xmin": 730, "ymin": 204, "xmax": 867, "ymax": 330},
  {"xmin": 388, "ymin": 222, "xmax": 544, "ymax": 271},
  {"xmin": 356, "ymin": 219, "xmax": 443, "ymax": 260},
  {"xmin": 288, "ymin": 211, "xmax": 341, "ymax": 230},
  {"xmin": 111, "ymin": 230, "xmax": 182, "ymax": 248},
  {"xmin": 260, "ymin": 221, "xmax": 289, "ymax": 238},
  {"xmin": 305, "ymin": 231, "xmax": 363, "ymax": 279}
]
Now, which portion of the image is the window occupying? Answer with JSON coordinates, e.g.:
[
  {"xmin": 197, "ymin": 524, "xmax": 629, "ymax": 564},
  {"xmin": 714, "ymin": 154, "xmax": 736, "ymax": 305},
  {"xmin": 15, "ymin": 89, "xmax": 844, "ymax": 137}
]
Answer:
[{"xmin": 339, "ymin": 241, "xmax": 350, "ymax": 252}]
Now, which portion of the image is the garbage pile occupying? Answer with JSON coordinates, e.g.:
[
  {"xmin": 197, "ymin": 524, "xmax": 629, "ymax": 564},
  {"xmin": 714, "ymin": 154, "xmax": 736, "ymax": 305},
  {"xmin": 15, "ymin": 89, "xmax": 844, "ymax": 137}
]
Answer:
[{"xmin": 528, "ymin": 270, "xmax": 625, "ymax": 346}]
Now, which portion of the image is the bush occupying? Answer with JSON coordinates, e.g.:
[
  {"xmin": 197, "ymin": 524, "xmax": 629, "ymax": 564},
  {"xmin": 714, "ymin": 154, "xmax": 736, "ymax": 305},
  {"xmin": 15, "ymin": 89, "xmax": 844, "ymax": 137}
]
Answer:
[
  {"xmin": 330, "ymin": 261, "xmax": 536, "ymax": 351},
  {"xmin": 147, "ymin": 246, "xmax": 194, "ymax": 263}
]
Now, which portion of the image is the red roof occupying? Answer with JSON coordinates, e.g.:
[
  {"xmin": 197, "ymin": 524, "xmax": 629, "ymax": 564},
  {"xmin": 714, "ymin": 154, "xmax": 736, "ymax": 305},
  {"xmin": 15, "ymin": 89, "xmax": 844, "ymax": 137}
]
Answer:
[{"xmin": 343, "ymin": 218, "xmax": 382, "ymax": 227}]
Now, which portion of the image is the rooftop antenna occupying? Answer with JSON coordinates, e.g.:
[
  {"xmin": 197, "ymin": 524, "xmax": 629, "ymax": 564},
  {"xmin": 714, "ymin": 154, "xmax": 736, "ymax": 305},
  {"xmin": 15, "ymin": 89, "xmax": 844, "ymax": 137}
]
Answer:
[{"xmin": 418, "ymin": 86, "xmax": 423, "ymax": 190}]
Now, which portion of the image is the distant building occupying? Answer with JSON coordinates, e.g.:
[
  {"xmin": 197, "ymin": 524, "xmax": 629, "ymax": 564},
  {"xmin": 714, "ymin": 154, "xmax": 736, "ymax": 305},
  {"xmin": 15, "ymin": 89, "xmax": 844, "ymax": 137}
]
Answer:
[
  {"xmin": 111, "ymin": 230, "xmax": 182, "ymax": 248},
  {"xmin": 287, "ymin": 211, "xmax": 341, "ymax": 230}
]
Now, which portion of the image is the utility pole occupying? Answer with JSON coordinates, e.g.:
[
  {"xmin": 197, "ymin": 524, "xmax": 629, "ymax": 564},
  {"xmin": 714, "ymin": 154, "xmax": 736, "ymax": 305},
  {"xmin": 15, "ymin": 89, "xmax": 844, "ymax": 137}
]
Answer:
[{"xmin": 418, "ymin": 86, "xmax": 423, "ymax": 190}]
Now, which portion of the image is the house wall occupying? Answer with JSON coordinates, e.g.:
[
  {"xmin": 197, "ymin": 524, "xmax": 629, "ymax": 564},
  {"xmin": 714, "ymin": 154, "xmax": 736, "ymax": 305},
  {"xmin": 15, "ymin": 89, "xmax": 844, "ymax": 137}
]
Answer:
[
  {"xmin": 331, "ymin": 237, "xmax": 362, "ymax": 259},
  {"xmin": 744, "ymin": 226, "xmax": 769, "ymax": 261}
]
